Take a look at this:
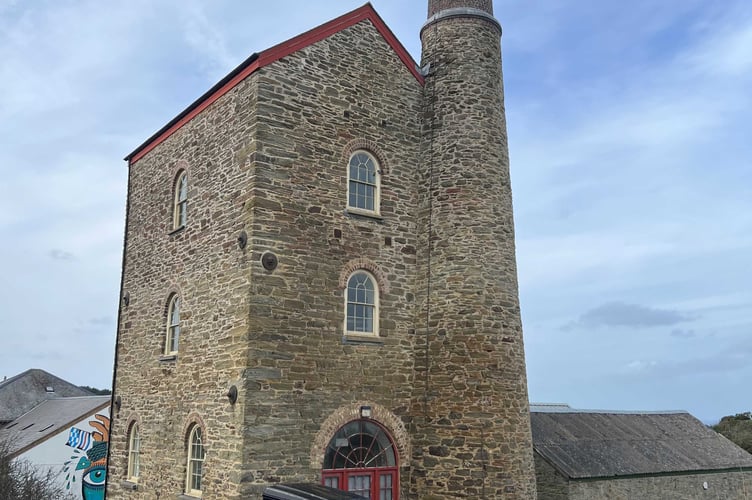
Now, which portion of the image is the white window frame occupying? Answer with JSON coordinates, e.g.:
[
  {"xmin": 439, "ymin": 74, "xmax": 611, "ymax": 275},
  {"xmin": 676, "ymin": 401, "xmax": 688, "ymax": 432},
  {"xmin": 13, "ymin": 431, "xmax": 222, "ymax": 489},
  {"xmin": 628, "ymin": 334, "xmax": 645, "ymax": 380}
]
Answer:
[
  {"xmin": 344, "ymin": 270, "xmax": 379, "ymax": 338},
  {"xmin": 346, "ymin": 151, "xmax": 380, "ymax": 216},
  {"xmin": 185, "ymin": 425, "xmax": 205, "ymax": 497},
  {"xmin": 165, "ymin": 295, "xmax": 180, "ymax": 355},
  {"xmin": 127, "ymin": 423, "xmax": 140, "ymax": 482},
  {"xmin": 173, "ymin": 171, "xmax": 188, "ymax": 229}
]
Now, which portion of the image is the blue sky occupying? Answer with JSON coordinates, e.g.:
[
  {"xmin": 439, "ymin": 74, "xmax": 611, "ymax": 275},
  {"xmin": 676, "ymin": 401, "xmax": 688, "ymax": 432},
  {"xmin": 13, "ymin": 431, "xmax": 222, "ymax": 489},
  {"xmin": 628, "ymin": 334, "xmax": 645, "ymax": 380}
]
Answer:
[{"xmin": 0, "ymin": 0, "xmax": 749, "ymax": 424}]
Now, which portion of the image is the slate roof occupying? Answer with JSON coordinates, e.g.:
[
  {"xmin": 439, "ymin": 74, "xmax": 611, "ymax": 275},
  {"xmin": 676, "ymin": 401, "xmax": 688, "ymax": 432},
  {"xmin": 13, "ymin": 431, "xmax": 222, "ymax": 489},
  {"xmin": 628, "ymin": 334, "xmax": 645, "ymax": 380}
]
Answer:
[
  {"xmin": 0, "ymin": 369, "xmax": 93, "ymax": 424},
  {"xmin": 531, "ymin": 406, "xmax": 752, "ymax": 479},
  {"xmin": 0, "ymin": 396, "xmax": 110, "ymax": 458}
]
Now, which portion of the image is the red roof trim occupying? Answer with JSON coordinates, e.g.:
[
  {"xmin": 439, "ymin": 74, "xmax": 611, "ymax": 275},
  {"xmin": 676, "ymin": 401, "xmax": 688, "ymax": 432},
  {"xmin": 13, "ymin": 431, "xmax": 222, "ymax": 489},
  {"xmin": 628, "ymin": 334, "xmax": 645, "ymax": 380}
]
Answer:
[{"xmin": 128, "ymin": 3, "xmax": 423, "ymax": 165}]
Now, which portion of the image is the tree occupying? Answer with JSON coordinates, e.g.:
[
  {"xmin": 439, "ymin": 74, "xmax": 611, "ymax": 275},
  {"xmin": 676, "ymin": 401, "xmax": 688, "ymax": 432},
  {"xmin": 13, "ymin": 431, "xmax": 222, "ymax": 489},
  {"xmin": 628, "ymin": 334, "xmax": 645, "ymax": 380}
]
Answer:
[
  {"xmin": 0, "ymin": 440, "xmax": 76, "ymax": 500},
  {"xmin": 713, "ymin": 412, "xmax": 752, "ymax": 454},
  {"xmin": 78, "ymin": 385, "xmax": 112, "ymax": 395}
]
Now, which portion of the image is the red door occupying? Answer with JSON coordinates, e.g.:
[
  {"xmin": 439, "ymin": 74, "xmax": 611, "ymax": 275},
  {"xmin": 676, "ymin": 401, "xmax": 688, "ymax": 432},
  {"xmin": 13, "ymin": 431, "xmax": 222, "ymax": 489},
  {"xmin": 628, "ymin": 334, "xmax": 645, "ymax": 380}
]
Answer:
[{"xmin": 322, "ymin": 420, "xmax": 398, "ymax": 500}]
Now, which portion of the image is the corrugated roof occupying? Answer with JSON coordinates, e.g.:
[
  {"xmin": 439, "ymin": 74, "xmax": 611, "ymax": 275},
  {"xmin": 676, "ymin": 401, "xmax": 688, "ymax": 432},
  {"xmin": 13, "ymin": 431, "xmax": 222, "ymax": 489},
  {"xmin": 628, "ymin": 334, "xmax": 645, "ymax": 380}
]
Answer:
[
  {"xmin": 0, "ymin": 369, "xmax": 93, "ymax": 423},
  {"xmin": 0, "ymin": 396, "xmax": 110, "ymax": 458},
  {"xmin": 531, "ymin": 409, "xmax": 752, "ymax": 479}
]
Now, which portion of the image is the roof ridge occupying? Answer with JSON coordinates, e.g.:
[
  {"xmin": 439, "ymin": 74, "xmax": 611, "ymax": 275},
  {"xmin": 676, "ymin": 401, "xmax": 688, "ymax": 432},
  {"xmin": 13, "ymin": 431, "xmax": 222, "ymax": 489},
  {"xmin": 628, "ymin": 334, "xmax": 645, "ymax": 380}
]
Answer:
[{"xmin": 125, "ymin": 3, "xmax": 424, "ymax": 165}]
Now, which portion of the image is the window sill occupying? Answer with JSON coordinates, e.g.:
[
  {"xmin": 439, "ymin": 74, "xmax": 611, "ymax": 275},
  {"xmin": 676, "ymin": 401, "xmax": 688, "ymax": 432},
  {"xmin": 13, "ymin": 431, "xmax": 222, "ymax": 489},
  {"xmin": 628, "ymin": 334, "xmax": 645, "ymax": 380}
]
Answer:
[
  {"xmin": 169, "ymin": 225, "xmax": 186, "ymax": 236},
  {"xmin": 343, "ymin": 334, "xmax": 384, "ymax": 346},
  {"xmin": 344, "ymin": 208, "xmax": 383, "ymax": 221},
  {"xmin": 178, "ymin": 494, "xmax": 201, "ymax": 499},
  {"xmin": 121, "ymin": 480, "xmax": 138, "ymax": 491},
  {"xmin": 159, "ymin": 354, "xmax": 177, "ymax": 362}
]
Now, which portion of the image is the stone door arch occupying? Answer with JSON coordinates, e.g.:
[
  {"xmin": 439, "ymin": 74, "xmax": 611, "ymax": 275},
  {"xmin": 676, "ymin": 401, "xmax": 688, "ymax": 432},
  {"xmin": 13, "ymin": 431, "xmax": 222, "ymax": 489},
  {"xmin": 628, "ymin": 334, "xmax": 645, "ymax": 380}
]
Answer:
[{"xmin": 321, "ymin": 419, "xmax": 399, "ymax": 500}]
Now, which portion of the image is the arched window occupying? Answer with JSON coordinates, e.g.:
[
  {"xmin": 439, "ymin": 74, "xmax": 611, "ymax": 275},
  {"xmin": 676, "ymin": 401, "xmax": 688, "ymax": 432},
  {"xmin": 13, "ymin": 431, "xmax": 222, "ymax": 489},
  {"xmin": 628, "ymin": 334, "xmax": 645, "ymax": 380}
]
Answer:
[
  {"xmin": 173, "ymin": 171, "xmax": 188, "ymax": 229},
  {"xmin": 347, "ymin": 151, "xmax": 380, "ymax": 215},
  {"xmin": 165, "ymin": 295, "xmax": 180, "ymax": 355},
  {"xmin": 126, "ymin": 423, "xmax": 140, "ymax": 481},
  {"xmin": 185, "ymin": 425, "xmax": 205, "ymax": 497},
  {"xmin": 322, "ymin": 419, "xmax": 398, "ymax": 499},
  {"xmin": 345, "ymin": 271, "xmax": 378, "ymax": 336}
]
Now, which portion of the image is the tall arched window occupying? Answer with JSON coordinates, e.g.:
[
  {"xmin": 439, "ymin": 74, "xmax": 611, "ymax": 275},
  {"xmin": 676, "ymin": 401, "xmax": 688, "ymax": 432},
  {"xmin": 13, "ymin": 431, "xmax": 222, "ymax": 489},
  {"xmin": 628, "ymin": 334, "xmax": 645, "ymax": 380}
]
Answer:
[
  {"xmin": 347, "ymin": 151, "xmax": 380, "ymax": 215},
  {"xmin": 173, "ymin": 171, "xmax": 188, "ymax": 229},
  {"xmin": 185, "ymin": 425, "xmax": 205, "ymax": 497},
  {"xmin": 345, "ymin": 271, "xmax": 378, "ymax": 336},
  {"xmin": 126, "ymin": 423, "xmax": 140, "ymax": 482},
  {"xmin": 165, "ymin": 295, "xmax": 180, "ymax": 355},
  {"xmin": 322, "ymin": 419, "xmax": 398, "ymax": 499}
]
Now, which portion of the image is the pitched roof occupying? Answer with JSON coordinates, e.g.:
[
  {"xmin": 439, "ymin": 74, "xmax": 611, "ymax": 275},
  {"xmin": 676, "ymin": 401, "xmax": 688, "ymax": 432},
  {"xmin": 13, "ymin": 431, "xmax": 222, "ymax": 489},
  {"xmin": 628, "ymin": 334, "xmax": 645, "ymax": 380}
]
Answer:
[
  {"xmin": 531, "ymin": 407, "xmax": 752, "ymax": 479},
  {"xmin": 126, "ymin": 3, "xmax": 424, "ymax": 165},
  {"xmin": 0, "ymin": 369, "xmax": 93, "ymax": 424},
  {"xmin": 0, "ymin": 396, "xmax": 110, "ymax": 458}
]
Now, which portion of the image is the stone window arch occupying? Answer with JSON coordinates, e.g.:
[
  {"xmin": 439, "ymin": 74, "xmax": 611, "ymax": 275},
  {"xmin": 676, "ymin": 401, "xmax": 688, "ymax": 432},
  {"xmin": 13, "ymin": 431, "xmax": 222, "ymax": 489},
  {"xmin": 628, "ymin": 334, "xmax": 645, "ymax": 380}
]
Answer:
[
  {"xmin": 164, "ymin": 293, "xmax": 180, "ymax": 355},
  {"xmin": 347, "ymin": 150, "xmax": 381, "ymax": 215},
  {"xmin": 173, "ymin": 169, "xmax": 188, "ymax": 230},
  {"xmin": 345, "ymin": 270, "xmax": 379, "ymax": 337},
  {"xmin": 182, "ymin": 414, "xmax": 207, "ymax": 497},
  {"xmin": 126, "ymin": 420, "xmax": 140, "ymax": 482}
]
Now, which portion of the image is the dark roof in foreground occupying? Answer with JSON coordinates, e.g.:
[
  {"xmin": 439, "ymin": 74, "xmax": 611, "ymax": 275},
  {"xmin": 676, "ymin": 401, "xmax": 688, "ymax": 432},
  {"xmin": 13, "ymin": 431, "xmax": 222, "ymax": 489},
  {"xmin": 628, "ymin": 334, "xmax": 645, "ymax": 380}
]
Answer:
[
  {"xmin": 531, "ymin": 406, "xmax": 752, "ymax": 479},
  {"xmin": 0, "ymin": 369, "xmax": 93, "ymax": 423},
  {"xmin": 263, "ymin": 483, "xmax": 366, "ymax": 500},
  {"xmin": 0, "ymin": 396, "xmax": 110, "ymax": 457}
]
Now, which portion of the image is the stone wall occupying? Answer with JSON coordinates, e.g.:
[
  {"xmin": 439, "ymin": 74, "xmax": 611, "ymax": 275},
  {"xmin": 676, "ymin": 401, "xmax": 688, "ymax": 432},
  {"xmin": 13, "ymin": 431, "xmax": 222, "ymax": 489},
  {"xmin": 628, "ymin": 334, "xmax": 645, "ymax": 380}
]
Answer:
[
  {"xmin": 536, "ymin": 452, "xmax": 752, "ymax": 500},
  {"xmin": 107, "ymin": 68, "xmax": 260, "ymax": 499},
  {"xmin": 568, "ymin": 471, "xmax": 752, "ymax": 500},
  {"xmin": 428, "ymin": 0, "xmax": 494, "ymax": 17},
  {"xmin": 534, "ymin": 454, "xmax": 569, "ymax": 500},
  {"xmin": 238, "ymin": 18, "xmax": 423, "ymax": 497},
  {"xmin": 412, "ymin": 7, "xmax": 537, "ymax": 500}
]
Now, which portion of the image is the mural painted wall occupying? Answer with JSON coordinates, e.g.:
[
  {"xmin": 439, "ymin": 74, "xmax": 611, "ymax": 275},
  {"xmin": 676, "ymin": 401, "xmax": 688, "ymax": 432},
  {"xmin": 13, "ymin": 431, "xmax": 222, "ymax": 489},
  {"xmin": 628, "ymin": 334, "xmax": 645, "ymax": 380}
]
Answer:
[{"xmin": 17, "ymin": 408, "xmax": 110, "ymax": 499}]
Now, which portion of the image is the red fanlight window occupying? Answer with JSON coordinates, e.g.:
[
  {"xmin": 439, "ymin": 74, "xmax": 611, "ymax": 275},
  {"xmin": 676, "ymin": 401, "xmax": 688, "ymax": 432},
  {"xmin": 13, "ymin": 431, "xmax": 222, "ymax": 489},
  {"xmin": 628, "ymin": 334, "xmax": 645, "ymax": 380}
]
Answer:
[{"xmin": 322, "ymin": 419, "xmax": 398, "ymax": 500}]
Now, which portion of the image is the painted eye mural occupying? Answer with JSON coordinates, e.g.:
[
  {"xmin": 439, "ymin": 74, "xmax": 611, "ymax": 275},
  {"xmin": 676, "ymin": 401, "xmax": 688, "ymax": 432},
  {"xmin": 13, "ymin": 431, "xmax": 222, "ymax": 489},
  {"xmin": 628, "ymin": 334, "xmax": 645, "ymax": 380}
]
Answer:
[{"xmin": 63, "ymin": 414, "xmax": 110, "ymax": 500}]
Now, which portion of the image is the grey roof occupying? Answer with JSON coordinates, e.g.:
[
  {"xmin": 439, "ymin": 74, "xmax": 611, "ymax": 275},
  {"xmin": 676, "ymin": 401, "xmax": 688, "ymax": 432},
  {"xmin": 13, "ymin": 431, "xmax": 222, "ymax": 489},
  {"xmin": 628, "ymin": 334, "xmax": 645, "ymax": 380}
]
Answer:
[
  {"xmin": 530, "ymin": 403, "xmax": 686, "ymax": 415},
  {"xmin": 0, "ymin": 369, "xmax": 93, "ymax": 423},
  {"xmin": 0, "ymin": 396, "xmax": 110, "ymax": 457},
  {"xmin": 531, "ymin": 407, "xmax": 752, "ymax": 479}
]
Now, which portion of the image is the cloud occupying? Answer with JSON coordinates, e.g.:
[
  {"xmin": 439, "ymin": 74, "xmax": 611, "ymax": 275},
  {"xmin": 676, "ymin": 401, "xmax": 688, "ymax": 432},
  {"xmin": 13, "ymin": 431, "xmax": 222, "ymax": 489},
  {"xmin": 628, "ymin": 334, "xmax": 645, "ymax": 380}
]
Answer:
[
  {"xmin": 88, "ymin": 316, "xmax": 112, "ymax": 326},
  {"xmin": 622, "ymin": 336, "xmax": 752, "ymax": 380},
  {"xmin": 568, "ymin": 302, "xmax": 695, "ymax": 329},
  {"xmin": 670, "ymin": 328, "xmax": 696, "ymax": 339},
  {"xmin": 49, "ymin": 249, "xmax": 75, "ymax": 261}
]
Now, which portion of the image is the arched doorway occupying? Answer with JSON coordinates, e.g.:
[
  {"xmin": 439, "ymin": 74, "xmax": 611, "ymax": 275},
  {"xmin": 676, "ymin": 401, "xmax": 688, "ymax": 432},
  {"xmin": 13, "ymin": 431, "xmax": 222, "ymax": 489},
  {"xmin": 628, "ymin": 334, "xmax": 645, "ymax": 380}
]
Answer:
[{"xmin": 322, "ymin": 419, "xmax": 398, "ymax": 499}]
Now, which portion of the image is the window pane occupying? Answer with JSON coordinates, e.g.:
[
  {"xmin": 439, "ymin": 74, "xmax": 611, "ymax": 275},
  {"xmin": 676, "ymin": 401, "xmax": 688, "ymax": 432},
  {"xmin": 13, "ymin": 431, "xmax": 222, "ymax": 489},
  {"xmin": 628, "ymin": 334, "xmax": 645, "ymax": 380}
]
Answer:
[
  {"xmin": 170, "ymin": 298, "xmax": 180, "ymax": 325},
  {"xmin": 379, "ymin": 474, "xmax": 393, "ymax": 500},
  {"xmin": 324, "ymin": 477, "xmax": 339, "ymax": 489},
  {"xmin": 171, "ymin": 326, "xmax": 180, "ymax": 351},
  {"xmin": 179, "ymin": 175, "xmax": 188, "ymax": 200},
  {"xmin": 348, "ymin": 475, "xmax": 371, "ymax": 499},
  {"xmin": 179, "ymin": 202, "xmax": 187, "ymax": 226},
  {"xmin": 364, "ymin": 308, "xmax": 373, "ymax": 333},
  {"xmin": 191, "ymin": 460, "xmax": 202, "ymax": 490}
]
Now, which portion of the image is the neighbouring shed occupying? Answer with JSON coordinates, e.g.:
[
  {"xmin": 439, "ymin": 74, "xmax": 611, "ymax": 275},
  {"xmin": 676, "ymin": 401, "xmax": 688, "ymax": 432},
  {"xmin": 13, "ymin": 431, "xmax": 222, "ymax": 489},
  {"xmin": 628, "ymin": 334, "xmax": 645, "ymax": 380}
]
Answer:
[
  {"xmin": 531, "ymin": 404, "xmax": 752, "ymax": 499},
  {"xmin": 0, "ymin": 368, "xmax": 93, "ymax": 425}
]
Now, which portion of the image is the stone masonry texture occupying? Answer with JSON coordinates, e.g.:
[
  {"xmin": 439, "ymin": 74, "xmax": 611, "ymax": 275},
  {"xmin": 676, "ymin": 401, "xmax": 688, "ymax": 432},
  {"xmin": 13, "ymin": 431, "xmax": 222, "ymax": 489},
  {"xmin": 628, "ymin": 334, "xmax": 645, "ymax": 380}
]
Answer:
[
  {"xmin": 411, "ymin": 7, "xmax": 536, "ymax": 500},
  {"xmin": 536, "ymin": 454, "xmax": 752, "ymax": 500},
  {"xmin": 107, "ymin": 1, "xmax": 537, "ymax": 499},
  {"xmin": 428, "ymin": 0, "xmax": 494, "ymax": 17}
]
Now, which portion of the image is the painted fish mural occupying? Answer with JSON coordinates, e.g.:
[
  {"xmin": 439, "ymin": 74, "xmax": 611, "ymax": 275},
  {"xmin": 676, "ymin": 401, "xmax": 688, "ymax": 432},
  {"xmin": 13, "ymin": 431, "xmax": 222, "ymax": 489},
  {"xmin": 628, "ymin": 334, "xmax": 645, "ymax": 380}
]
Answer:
[{"xmin": 63, "ymin": 414, "xmax": 110, "ymax": 500}]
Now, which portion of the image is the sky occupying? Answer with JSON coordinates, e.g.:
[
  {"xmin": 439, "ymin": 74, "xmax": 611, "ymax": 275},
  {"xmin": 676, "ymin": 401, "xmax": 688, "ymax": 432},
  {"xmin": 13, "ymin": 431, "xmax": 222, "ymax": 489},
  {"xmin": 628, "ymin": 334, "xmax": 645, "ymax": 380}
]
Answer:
[{"xmin": 0, "ymin": 0, "xmax": 749, "ymax": 424}]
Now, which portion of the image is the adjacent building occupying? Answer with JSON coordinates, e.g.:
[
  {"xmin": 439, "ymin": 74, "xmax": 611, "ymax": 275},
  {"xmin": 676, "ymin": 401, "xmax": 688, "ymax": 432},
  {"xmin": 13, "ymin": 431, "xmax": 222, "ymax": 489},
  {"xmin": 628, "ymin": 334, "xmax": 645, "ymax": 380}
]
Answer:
[
  {"xmin": 531, "ymin": 404, "xmax": 752, "ymax": 500},
  {"xmin": 0, "ymin": 370, "xmax": 111, "ymax": 500}
]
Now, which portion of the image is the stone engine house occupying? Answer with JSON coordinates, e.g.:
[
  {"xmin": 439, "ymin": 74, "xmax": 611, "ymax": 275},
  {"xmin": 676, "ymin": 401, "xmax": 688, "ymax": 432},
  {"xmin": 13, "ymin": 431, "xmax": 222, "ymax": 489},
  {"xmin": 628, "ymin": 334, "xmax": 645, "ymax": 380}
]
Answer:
[{"xmin": 107, "ymin": 1, "xmax": 537, "ymax": 498}]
